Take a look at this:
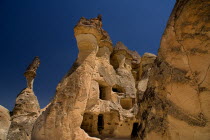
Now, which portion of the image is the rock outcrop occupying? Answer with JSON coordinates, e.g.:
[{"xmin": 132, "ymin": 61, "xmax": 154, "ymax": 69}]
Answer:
[
  {"xmin": 7, "ymin": 57, "xmax": 40, "ymax": 140},
  {"xmin": 0, "ymin": 105, "xmax": 11, "ymax": 140},
  {"xmin": 32, "ymin": 1, "xmax": 210, "ymax": 138},
  {"xmin": 136, "ymin": 0, "xmax": 210, "ymax": 140},
  {"xmin": 31, "ymin": 15, "xmax": 150, "ymax": 140},
  {"xmin": 1, "ymin": 0, "xmax": 210, "ymax": 139}
]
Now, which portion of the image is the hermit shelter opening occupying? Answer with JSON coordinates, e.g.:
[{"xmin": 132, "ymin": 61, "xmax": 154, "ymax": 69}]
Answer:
[{"xmin": 98, "ymin": 114, "xmax": 104, "ymax": 134}]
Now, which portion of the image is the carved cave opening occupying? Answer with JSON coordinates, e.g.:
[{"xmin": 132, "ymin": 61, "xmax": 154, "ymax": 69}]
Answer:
[
  {"xmin": 112, "ymin": 85, "xmax": 124, "ymax": 93},
  {"xmin": 97, "ymin": 114, "xmax": 104, "ymax": 134},
  {"xmin": 112, "ymin": 87, "xmax": 120, "ymax": 93},
  {"xmin": 81, "ymin": 112, "xmax": 138, "ymax": 138},
  {"xmin": 99, "ymin": 84, "xmax": 110, "ymax": 100},
  {"xmin": 81, "ymin": 113, "xmax": 94, "ymax": 134},
  {"xmin": 131, "ymin": 122, "xmax": 139, "ymax": 138},
  {"xmin": 81, "ymin": 112, "xmax": 121, "ymax": 138},
  {"xmin": 120, "ymin": 98, "xmax": 135, "ymax": 110}
]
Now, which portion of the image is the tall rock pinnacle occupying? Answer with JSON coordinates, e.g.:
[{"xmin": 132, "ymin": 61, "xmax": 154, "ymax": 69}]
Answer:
[{"xmin": 7, "ymin": 57, "xmax": 40, "ymax": 140}]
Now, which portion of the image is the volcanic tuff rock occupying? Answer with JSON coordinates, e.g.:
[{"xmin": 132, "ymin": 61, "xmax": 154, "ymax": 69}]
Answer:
[
  {"xmin": 31, "ymin": 15, "xmax": 147, "ymax": 140},
  {"xmin": 1, "ymin": 0, "xmax": 210, "ymax": 140},
  {"xmin": 136, "ymin": 0, "xmax": 210, "ymax": 140},
  {"xmin": 7, "ymin": 57, "xmax": 40, "ymax": 140},
  {"xmin": 0, "ymin": 105, "xmax": 11, "ymax": 140}
]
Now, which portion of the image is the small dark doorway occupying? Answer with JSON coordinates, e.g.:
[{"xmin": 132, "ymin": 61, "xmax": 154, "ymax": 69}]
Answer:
[
  {"xmin": 131, "ymin": 123, "xmax": 139, "ymax": 138},
  {"xmin": 97, "ymin": 114, "xmax": 104, "ymax": 134},
  {"xmin": 99, "ymin": 85, "xmax": 106, "ymax": 100}
]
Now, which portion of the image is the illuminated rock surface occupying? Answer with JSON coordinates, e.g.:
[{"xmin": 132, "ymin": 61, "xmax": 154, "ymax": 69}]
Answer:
[
  {"xmin": 0, "ymin": 105, "xmax": 10, "ymax": 140},
  {"xmin": 1, "ymin": 1, "xmax": 210, "ymax": 139},
  {"xmin": 137, "ymin": 0, "xmax": 210, "ymax": 140},
  {"xmin": 7, "ymin": 57, "xmax": 40, "ymax": 140}
]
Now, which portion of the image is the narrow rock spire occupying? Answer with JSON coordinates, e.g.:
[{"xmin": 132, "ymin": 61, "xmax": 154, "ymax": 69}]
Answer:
[
  {"xmin": 97, "ymin": 14, "xmax": 102, "ymax": 21},
  {"xmin": 7, "ymin": 57, "xmax": 41, "ymax": 140}
]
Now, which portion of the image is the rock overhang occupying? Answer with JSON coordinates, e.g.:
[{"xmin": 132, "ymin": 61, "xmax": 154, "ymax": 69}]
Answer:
[{"xmin": 74, "ymin": 15, "xmax": 113, "ymax": 52}]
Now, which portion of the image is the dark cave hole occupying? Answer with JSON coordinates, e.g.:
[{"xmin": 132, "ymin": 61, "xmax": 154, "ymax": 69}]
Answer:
[
  {"xmin": 99, "ymin": 85, "xmax": 106, "ymax": 100},
  {"xmin": 112, "ymin": 87, "xmax": 120, "ymax": 93},
  {"xmin": 131, "ymin": 122, "xmax": 139, "ymax": 138},
  {"xmin": 98, "ymin": 114, "xmax": 104, "ymax": 134}
]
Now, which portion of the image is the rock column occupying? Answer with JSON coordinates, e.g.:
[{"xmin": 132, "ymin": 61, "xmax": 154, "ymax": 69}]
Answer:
[
  {"xmin": 7, "ymin": 57, "xmax": 40, "ymax": 140},
  {"xmin": 31, "ymin": 16, "xmax": 106, "ymax": 140}
]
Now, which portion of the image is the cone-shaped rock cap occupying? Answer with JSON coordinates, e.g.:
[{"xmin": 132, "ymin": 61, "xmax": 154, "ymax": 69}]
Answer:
[
  {"xmin": 74, "ymin": 15, "xmax": 113, "ymax": 52},
  {"xmin": 24, "ymin": 56, "xmax": 40, "ymax": 78},
  {"xmin": 113, "ymin": 42, "xmax": 141, "ymax": 64}
]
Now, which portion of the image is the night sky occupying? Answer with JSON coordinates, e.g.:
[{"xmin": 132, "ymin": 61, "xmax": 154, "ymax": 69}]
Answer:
[{"xmin": 0, "ymin": 0, "xmax": 175, "ymax": 110}]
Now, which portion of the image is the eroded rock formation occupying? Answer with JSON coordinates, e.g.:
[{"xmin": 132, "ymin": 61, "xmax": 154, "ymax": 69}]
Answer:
[
  {"xmin": 136, "ymin": 0, "xmax": 210, "ymax": 140},
  {"xmin": 31, "ymin": 15, "xmax": 149, "ymax": 140},
  {"xmin": 1, "ymin": 0, "xmax": 210, "ymax": 139},
  {"xmin": 7, "ymin": 57, "xmax": 40, "ymax": 140},
  {"xmin": 24, "ymin": 56, "xmax": 40, "ymax": 90},
  {"xmin": 0, "ymin": 105, "xmax": 11, "ymax": 140}
]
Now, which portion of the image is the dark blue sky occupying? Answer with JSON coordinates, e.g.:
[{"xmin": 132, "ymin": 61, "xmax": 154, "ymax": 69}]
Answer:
[{"xmin": 0, "ymin": 0, "xmax": 175, "ymax": 110}]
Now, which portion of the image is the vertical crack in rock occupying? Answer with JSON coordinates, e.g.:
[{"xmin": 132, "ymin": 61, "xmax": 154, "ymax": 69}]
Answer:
[
  {"xmin": 198, "ymin": 64, "xmax": 210, "ymax": 86},
  {"xmin": 173, "ymin": 0, "xmax": 204, "ymax": 117}
]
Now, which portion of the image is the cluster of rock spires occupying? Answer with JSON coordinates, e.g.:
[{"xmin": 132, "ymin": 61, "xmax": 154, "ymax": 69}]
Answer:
[{"xmin": 0, "ymin": 0, "xmax": 210, "ymax": 139}]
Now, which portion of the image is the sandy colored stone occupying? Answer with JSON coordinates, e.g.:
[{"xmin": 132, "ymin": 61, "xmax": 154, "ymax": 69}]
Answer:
[
  {"xmin": 7, "ymin": 57, "xmax": 40, "ymax": 140},
  {"xmin": 137, "ymin": 1, "xmax": 210, "ymax": 140},
  {"xmin": 3, "ymin": 1, "xmax": 210, "ymax": 139},
  {"xmin": 31, "ymin": 16, "xmax": 142, "ymax": 140},
  {"xmin": 0, "ymin": 105, "xmax": 11, "ymax": 140},
  {"xmin": 7, "ymin": 88, "xmax": 40, "ymax": 140}
]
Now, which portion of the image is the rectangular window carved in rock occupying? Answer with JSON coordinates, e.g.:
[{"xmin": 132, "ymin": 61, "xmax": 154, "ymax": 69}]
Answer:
[
  {"xmin": 99, "ymin": 86, "xmax": 106, "ymax": 100},
  {"xmin": 99, "ymin": 84, "xmax": 111, "ymax": 100}
]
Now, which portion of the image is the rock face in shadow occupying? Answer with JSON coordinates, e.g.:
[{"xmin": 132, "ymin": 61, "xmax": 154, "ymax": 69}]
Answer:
[
  {"xmin": 136, "ymin": 0, "xmax": 210, "ymax": 140},
  {"xmin": 0, "ymin": 105, "xmax": 11, "ymax": 140},
  {"xmin": 7, "ymin": 57, "xmax": 40, "ymax": 140}
]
